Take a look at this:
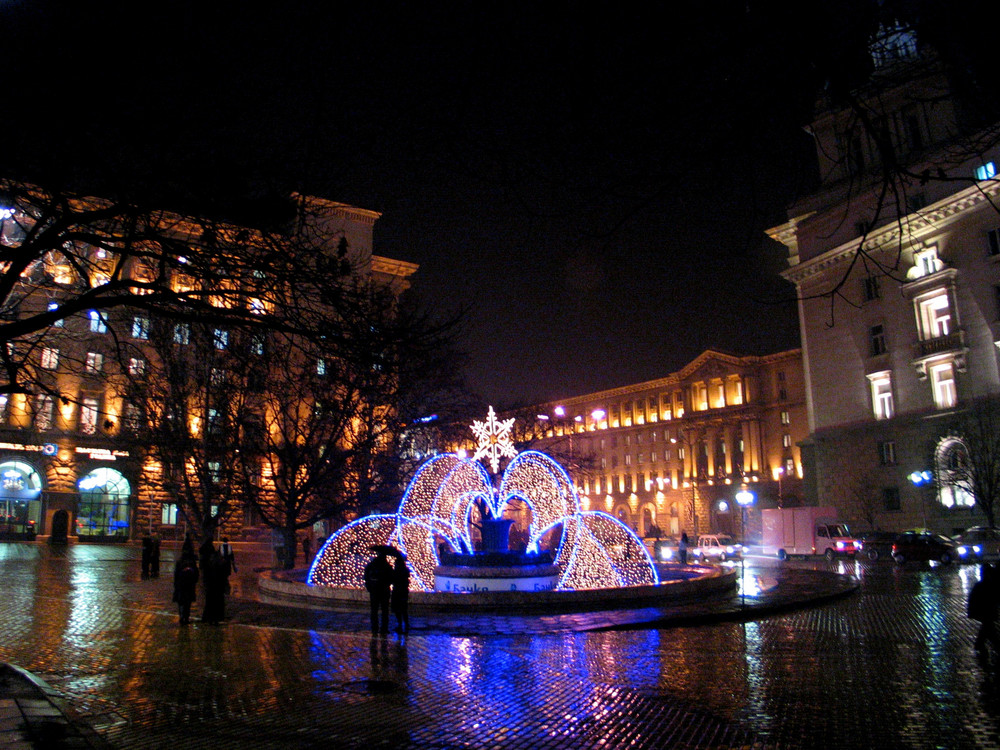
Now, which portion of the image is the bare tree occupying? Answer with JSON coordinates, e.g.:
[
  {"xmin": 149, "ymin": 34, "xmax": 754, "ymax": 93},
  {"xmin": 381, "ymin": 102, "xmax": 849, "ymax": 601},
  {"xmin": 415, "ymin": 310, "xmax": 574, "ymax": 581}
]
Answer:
[{"xmin": 0, "ymin": 180, "xmax": 358, "ymax": 394}]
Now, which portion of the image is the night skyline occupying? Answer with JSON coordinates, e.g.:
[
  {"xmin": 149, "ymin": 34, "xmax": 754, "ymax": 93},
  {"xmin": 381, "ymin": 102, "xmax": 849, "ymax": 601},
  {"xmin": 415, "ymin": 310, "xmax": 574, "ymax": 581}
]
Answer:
[{"xmin": 3, "ymin": 3, "xmax": 837, "ymax": 405}]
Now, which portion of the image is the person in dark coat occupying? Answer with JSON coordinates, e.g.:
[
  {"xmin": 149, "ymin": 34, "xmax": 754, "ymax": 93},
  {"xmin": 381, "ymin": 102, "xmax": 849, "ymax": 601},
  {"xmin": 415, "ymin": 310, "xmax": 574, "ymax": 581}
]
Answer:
[
  {"xmin": 141, "ymin": 535, "xmax": 153, "ymax": 579},
  {"xmin": 219, "ymin": 537, "xmax": 237, "ymax": 594},
  {"xmin": 201, "ymin": 549, "xmax": 227, "ymax": 625},
  {"xmin": 364, "ymin": 551, "xmax": 393, "ymax": 635},
  {"xmin": 150, "ymin": 535, "xmax": 161, "ymax": 578},
  {"xmin": 172, "ymin": 550, "xmax": 199, "ymax": 625},
  {"xmin": 391, "ymin": 555, "xmax": 411, "ymax": 634},
  {"xmin": 969, "ymin": 564, "xmax": 1000, "ymax": 659},
  {"xmin": 679, "ymin": 531, "xmax": 689, "ymax": 565}
]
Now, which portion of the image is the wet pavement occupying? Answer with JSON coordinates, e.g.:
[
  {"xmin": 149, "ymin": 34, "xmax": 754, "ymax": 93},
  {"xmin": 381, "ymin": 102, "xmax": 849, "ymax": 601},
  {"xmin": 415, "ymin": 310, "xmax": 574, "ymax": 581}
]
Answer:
[{"xmin": 0, "ymin": 543, "xmax": 996, "ymax": 748}]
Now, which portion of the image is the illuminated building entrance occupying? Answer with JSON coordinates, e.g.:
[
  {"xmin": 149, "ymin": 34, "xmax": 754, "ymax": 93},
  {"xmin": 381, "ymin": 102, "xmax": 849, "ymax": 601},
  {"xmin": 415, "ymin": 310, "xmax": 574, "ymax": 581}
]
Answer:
[
  {"xmin": 0, "ymin": 461, "xmax": 42, "ymax": 539},
  {"xmin": 77, "ymin": 468, "xmax": 131, "ymax": 541}
]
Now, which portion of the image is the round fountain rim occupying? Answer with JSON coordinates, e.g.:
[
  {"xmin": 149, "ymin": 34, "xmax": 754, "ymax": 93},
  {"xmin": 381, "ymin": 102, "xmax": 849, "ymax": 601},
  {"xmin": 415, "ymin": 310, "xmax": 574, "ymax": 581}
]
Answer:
[{"xmin": 261, "ymin": 564, "xmax": 735, "ymax": 615}]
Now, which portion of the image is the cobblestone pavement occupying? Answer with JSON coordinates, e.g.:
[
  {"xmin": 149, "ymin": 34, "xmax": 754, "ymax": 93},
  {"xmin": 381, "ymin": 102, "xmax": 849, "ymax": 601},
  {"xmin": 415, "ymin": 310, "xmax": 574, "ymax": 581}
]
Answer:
[{"xmin": 0, "ymin": 543, "xmax": 997, "ymax": 749}]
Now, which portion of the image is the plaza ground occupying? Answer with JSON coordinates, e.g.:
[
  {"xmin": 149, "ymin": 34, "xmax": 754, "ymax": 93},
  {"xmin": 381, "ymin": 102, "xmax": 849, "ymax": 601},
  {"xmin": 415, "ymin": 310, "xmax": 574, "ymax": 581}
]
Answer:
[{"xmin": 0, "ymin": 543, "xmax": 996, "ymax": 748}]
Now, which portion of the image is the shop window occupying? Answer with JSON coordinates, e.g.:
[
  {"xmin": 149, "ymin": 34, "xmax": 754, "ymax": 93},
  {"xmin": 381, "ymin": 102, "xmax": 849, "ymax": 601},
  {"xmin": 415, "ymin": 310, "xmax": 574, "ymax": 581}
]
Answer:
[{"xmin": 77, "ymin": 468, "xmax": 131, "ymax": 539}]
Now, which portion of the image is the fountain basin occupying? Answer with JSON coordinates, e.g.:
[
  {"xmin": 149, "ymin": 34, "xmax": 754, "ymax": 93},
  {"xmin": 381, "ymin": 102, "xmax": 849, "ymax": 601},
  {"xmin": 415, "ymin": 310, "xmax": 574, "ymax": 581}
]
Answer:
[
  {"xmin": 435, "ymin": 562, "xmax": 561, "ymax": 593},
  {"xmin": 262, "ymin": 564, "xmax": 735, "ymax": 614}
]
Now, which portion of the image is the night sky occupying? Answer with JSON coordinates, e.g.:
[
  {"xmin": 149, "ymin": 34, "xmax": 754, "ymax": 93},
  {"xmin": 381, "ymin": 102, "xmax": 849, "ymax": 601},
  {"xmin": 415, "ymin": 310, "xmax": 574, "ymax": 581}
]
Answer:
[{"xmin": 3, "ymin": 2, "xmax": 825, "ymax": 406}]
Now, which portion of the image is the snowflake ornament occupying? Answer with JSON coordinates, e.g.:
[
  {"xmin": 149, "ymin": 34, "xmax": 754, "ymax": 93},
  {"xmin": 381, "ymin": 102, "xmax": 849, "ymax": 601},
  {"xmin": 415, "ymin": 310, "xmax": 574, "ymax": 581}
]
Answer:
[{"xmin": 470, "ymin": 405, "xmax": 517, "ymax": 474}]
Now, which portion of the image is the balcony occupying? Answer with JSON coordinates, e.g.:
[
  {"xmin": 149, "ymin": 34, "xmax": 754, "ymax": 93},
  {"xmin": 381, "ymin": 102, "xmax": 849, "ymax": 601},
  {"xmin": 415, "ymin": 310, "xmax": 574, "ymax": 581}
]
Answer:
[{"xmin": 913, "ymin": 330, "xmax": 964, "ymax": 360}]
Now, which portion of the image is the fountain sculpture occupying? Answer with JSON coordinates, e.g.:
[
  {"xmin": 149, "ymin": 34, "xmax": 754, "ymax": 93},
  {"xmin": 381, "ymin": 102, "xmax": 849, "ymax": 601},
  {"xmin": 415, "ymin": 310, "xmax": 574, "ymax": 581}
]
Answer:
[{"xmin": 308, "ymin": 407, "xmax": 660, "ymax": 594}]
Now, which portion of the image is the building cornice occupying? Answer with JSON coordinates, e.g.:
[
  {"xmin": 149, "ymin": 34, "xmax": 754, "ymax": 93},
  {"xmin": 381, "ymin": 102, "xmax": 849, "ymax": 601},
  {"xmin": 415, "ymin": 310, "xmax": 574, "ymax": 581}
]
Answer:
[{"xmin": 779, "ymin": 178, "xmax": 1000, "ymax": 285}]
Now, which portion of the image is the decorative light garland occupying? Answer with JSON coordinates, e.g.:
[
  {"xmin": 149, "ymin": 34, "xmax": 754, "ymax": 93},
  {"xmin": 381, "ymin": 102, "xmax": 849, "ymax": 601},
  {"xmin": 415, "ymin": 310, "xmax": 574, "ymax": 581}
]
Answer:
[{"xmin": 308, "ymin": 408, "xmax": 659, "ymax": 592}]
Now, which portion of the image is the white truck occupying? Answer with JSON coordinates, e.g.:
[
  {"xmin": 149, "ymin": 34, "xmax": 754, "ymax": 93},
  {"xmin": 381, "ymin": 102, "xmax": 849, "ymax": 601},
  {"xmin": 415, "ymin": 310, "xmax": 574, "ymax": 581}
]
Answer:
[{"xmin": 761, "ymin": 506, "xmax": 859, "ymax": 561}]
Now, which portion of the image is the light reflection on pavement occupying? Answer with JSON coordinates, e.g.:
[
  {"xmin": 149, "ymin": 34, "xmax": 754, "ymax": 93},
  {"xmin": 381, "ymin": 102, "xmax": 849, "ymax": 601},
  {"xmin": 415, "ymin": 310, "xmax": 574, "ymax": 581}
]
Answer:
[{"xmin": 0, "ymin": 543, "xmax": 997, "ymax": 748}]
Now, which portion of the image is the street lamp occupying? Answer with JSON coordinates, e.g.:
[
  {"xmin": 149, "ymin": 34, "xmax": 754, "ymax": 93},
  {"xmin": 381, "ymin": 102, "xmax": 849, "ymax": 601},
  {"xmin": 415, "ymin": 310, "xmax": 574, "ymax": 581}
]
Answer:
[
  {"xmin": 735, "ymin": 487, "xmax": 756, "ymax": 608},
  {"xmin": 736, "ymin": 487, "xmax": 756, "ymax": 544},
  {"xmin": 775, "ymin": 466, "xmax": 785, "ymax": 508},
  {"xmin": 908, "ymin": 469, "xmax": 933, "ymax": 529}
]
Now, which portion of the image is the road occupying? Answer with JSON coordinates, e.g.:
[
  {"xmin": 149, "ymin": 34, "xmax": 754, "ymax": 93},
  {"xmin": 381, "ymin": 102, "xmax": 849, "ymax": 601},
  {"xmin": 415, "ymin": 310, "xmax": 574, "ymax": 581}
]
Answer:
[{"xmin": 0, "ymin": 543, "xmax": 996, "ymax": 749}]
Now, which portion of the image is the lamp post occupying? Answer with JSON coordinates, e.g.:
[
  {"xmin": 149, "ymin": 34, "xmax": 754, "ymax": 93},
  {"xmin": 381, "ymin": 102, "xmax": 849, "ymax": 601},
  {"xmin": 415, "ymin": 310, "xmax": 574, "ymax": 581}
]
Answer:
[
  {"xmin": 735, "ymin": 487, "xmax": 756, "ymax": 608},
  {"xmin": 776, "ymin": 466, "xmax": 785, "ymax": 508},
  {"xmin": 908, "ymin": 469, "xmax": 933, "ymax": 529}
]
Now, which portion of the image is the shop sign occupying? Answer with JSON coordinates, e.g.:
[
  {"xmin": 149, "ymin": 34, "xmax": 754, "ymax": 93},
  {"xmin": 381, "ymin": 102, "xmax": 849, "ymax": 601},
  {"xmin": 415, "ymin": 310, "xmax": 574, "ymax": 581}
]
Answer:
[{"xmin": 75, "ymin": 447, "xmax": 130, "ymax": 461}]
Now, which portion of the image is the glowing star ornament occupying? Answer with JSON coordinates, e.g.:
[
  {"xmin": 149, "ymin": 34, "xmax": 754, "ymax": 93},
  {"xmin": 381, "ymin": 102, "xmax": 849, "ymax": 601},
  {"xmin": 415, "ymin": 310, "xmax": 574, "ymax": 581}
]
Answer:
[{"xmin": 470, "ymin": 406, "xmax": 517, "ymax": 474}]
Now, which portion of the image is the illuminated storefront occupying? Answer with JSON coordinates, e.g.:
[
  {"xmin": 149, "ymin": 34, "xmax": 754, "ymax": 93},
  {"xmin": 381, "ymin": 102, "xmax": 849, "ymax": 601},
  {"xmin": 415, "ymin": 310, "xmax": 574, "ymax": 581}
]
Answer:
[{"xmin": 0, "ymin": 460, "xmax": 42, "ymax": 538}]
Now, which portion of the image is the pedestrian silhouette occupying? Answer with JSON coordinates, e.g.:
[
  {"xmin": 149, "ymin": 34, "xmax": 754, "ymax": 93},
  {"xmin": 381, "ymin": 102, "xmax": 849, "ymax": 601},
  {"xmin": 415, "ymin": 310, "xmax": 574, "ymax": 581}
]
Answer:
[
  {"xmin": 391, "ymin": 555, "xmax": 410, "ymax": 634},
  {"xmin": 150, "ymin": 534, "xmax": 161, "ymax": 578},
  {"xmin": 969, "ymin": 564, "xmax": 1000, "ymax": 661},
  {"xmin": 141, "ymin": 534, "xmax": 153, "ymax": 579},
  {"xmin": 220, "ymin": 537, "xmax": 237, "ymax": 594},
  {"xmin": 679, "ymin": 531, "xmax": 689, "ymax": 565},
  {"xmin": 201, "ymin": 549, "xmax": 228, "ymax": 625},
  {"xmin": 302, "ymin": 536, "xmax": 312, "ymax": 565},
  {"xmin": 172, "ymin": 550, "xmax": 199, "ymax": 626},
  {"xmin": 364, "ymin": 551, "xmax": 393, "ymax": 635}
]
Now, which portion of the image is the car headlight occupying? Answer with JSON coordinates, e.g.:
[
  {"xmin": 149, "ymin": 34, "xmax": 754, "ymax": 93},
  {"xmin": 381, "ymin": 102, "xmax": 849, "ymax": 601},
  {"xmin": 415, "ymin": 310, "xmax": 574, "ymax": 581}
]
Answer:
[
  {"xmin": 975, "ymin": 545, "xmax": 983, "ymax": 555},
  {"xmin": 958, "ymin": 546, "xmax": 969, "ymax": 556},
  {"xmin": 836, "ymin": 541, "xmax": 845, "ymax": 550}
]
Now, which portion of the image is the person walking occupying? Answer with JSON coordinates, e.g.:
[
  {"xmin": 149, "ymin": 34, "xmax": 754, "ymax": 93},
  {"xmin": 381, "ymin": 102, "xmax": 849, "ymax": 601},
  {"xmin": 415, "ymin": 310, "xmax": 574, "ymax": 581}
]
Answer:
[
  {"xmin": 391, "ymin": 554, "xmax": 410, "ymax": 634},
  {"xmin": 679, "ymin": 531, "xmax": 689, "ymax": 565},
  {"xmin": 969, "ymin": 564, "xmax": 1000, "ymax": 660},
  {"xmin": 364, "ymin": 550, "xmax": 393, "ymax": 635},
  {"xmin": 218, "ymin": 536, "xmax": 237, "ymax": 597},
  {"xmin": 150, "ymin": 534, "xmax": 161, "ymax": 578},
  {"xmin": 141, "ymin": 534, "xmax": 153, "ymax": 579},
  {"xmin": 201, "ymin": 549, "xmax": 227, "ymax": 625},
  {"xmin": 172, "ymin": 550, "xmax": 199, "ymax": 626}
]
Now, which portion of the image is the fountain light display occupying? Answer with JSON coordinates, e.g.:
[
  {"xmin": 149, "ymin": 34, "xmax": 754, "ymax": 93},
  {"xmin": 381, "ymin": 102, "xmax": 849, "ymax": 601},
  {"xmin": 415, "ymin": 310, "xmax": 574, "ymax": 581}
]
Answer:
[{"xmin": 308, "ymin": 408, "xmax": 659, "ymax": 593}]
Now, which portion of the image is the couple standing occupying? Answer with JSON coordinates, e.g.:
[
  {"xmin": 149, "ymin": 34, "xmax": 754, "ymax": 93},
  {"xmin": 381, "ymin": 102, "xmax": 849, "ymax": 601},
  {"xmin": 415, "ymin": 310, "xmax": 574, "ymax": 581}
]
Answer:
[{"xmin": 364, "ymin": 549, "xmax": 410, "ymax": 635}]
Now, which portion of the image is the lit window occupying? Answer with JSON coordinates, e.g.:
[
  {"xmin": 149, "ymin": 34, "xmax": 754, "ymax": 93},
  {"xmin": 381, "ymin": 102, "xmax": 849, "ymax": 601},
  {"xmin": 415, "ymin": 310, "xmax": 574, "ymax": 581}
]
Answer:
[
  {"xmin": 174, "ymin": 323, "xmax": 190, "ymax": 345},
  {"xmin": 80, "ymin": 398, "xmax": 99, "ymax": 435},
  {"xmin": 976, "ymin": 162, "xmax": 996, "ymax": 181},
  {"xmin": 780, "ymin": 410, "xmax": 790, "ymax": 425},
  {"xmin": 929, "ymin": 361, "xmax": 957, "ymax": 409},
  {"xmin": 867, "ymin": 371, "xmax": 894, "ymax": 420},
  {"xmin": 129, "ymin": 357, "xmax": 146, "ymax": 377},
  {"xmin": 912, "ymin": 247, "xmax": 943, "ymax": 278},
  {"xmin": 733, "ymin": 380, "xmax": 744, "ymax": 405},
  {"xmin": 917, "ymin": 291, "xmax": 952, "ymax": 339},
  {"xmin": 208, "ymin": 461, "xmax": 222, "ymax": 484},
  {"xmin": 34, "ymin": 394, "xmax": 54, "ymax": 431},
  {"xmin": 782, "ymin": 433, "xmax": 792, "ymax": 448},
  {"xmin": 213, "ymin": 329, "xmax": 228, "ymax": 350},
  {"xmin": 251, "ymin": 333, "xmax": 265, "ymax": 356},
  {"xmin": 40, "ymin": 347, "xmax": 59, "ymax": 370},
  {"xmin": 85, "ymin": 352, "xmax": 103, "ymax": 373},
  {"xmin": 89, "ymin": 311, "xmax": 107, "ymax": 333},
  {"xmin": 161, "ymin": 503, "xmax": 180, "ymax": 525},
  {"xmin": 47, "ymin": 302, "xmax": 63, "ymax": 327},
  {"xmin": 317, "ymin": 358, "xmax": 326, "ymax": 375},
  {"xmin": 0, "ymin": 394, "xmax": 7, "ymax": 423},
  {"xmin": 132, "ymin": 316, "xmax": 150, "ymax": 340}
]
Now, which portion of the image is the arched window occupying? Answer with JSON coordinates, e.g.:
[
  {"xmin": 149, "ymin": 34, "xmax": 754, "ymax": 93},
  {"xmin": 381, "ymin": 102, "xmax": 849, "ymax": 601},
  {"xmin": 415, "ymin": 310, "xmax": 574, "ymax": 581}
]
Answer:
[
  {"xmin": 77, "ymin": 468, "xmax": 132, "ymax": 539},
  {"xmin": 935, "ymin": 437, "xmax": 974, "ymax": 508}
]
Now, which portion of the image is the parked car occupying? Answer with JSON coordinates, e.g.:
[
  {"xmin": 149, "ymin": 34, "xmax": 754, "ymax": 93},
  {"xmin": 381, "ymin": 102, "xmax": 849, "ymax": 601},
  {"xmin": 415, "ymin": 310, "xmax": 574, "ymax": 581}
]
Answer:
[
  {"xmin": 857, "ymin": 531, "xmax": 899, "ymax": 561},
  {"xmin": 891, "ymin": 531, "xmax": 957, "ymax": 564},
  {"xmin": 953, "ymin": 527, "xmax": 1000, "ymax": 563},
  {"xmin": 691, "ymin": 533, "xmax": 743, "ymax": 562}
]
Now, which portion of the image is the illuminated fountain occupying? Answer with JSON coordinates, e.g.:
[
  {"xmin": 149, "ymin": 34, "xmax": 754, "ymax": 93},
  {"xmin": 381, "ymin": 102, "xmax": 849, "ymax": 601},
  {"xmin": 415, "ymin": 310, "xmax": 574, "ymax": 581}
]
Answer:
[{"xmin": 308, "ymin": 407, "xmax": 662, "ymax": 597}]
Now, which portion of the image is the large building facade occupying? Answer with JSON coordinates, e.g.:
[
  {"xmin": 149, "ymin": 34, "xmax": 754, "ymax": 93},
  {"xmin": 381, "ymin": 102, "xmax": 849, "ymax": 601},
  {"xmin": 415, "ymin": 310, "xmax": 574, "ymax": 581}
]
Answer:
[
  {"xmin": 514, "ymin": 349, "xmax": 806, "ymax": 540},
  {"xmin": 0, "ymin": 193, "xmax": 416, "ymax": 543},
  {"xmin": 768, "ymin": 31, "xmax": 1000, "ymax": 533}
]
